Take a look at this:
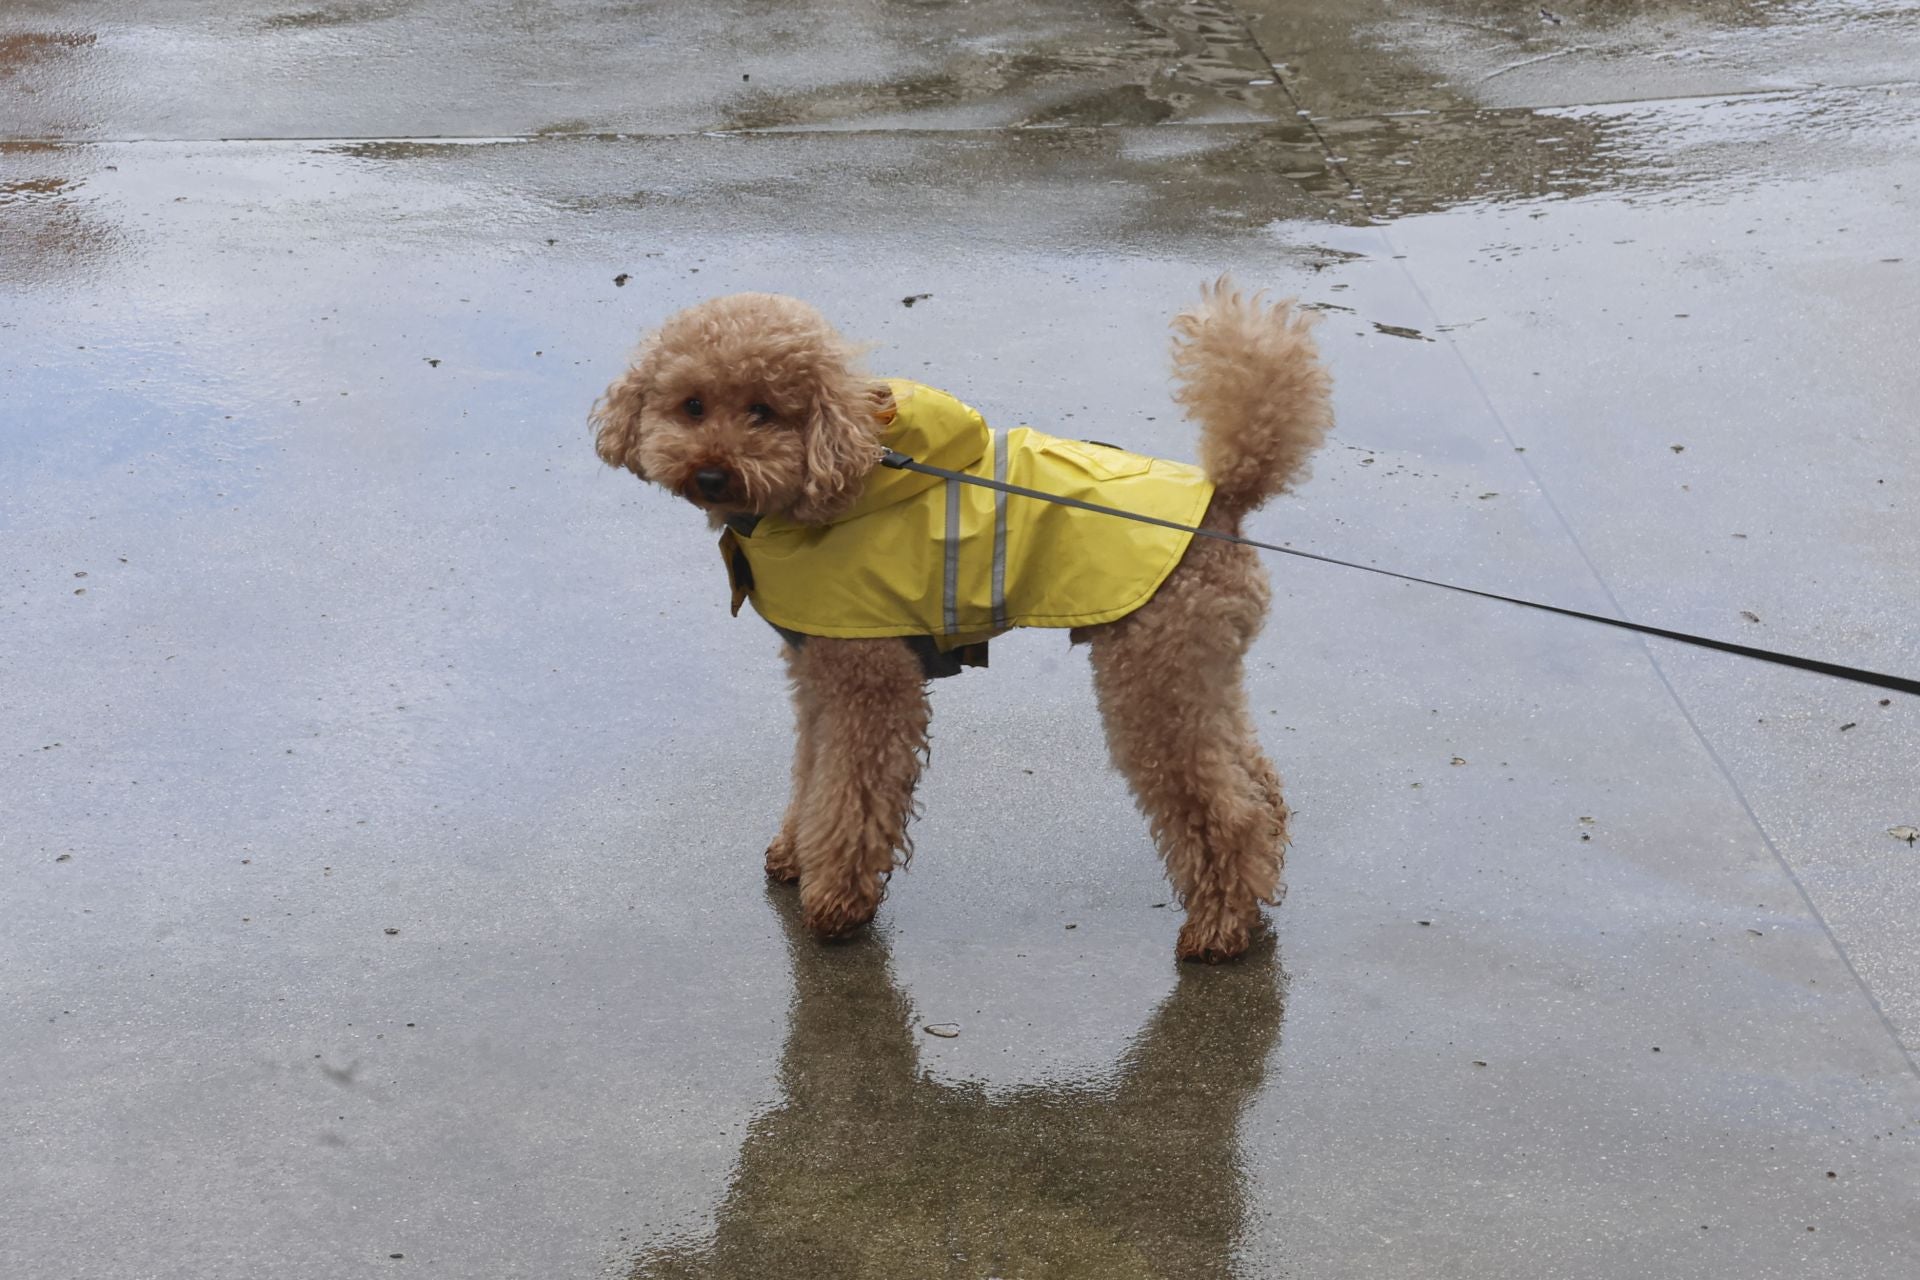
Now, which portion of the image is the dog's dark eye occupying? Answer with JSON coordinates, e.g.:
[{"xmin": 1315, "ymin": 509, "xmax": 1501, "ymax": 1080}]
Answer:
[
  {"xmin": 747, "ymin": 402, "xmax": 775, "ymax": 425},
  {"xmin": 683, "ymin": 397, "xmax": 704, "ymax": 419}
]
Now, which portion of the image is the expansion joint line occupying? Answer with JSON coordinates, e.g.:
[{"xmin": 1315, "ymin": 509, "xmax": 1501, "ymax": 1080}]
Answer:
[
  {"xmin": 1215, "ymin": 1, "xmax": 1379, "ymax": 221},
  {"xmin": 1376, "ymin": 234, "xmax": 1920, "ymax": 1081}
]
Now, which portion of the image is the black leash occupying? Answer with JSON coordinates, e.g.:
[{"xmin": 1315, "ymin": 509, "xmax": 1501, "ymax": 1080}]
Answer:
[{"xmin": 879, "ymin": 449, "xmax": 1920, "ymax": 699}]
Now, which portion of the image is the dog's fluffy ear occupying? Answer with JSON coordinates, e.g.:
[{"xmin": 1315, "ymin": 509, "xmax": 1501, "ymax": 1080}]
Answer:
[
  {"xmin": 592, "ymin": 335, "xmax": 659, "ymax": 477},
  {"xmin": 789, "ymin": 374, "xmax": 883, "ymax": 524}
]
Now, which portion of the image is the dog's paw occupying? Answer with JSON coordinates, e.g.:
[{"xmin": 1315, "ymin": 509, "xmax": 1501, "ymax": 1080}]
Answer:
[
  {"xmin": 764, "ymin": 836, "xmax": 801, "ymax": 884},
  {"xmin": 800, "ymin": 878, "xmax": 882, "ymax": 938},
  {"xmin": 1176, "ymin": 912, "xmax": 1261, "ymax": 964}
]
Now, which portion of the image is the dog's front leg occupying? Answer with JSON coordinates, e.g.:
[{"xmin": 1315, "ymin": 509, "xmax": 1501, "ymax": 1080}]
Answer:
[
  {"xmin": 765, "ymin": 645, "xmax": 819, "ymax": 884},
  {"xmin": 787, "ymin": 637, "xmax": 931, "ymax": 937}
]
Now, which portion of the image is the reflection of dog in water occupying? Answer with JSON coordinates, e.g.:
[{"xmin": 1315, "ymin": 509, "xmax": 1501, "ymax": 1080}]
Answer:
[
  {"xmin": 627, "ymin": 894, "xmax": 1286, "ymax": 1279},
  {"xmin": 592, "ymin": 282, "xmax": 1332, "ymax": 961}
]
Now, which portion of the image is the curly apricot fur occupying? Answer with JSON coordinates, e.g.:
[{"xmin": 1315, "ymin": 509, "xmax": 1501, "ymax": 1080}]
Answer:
[{"xmin": 594, "ymin": 282, "xmax": 1332, "ymax": 961}]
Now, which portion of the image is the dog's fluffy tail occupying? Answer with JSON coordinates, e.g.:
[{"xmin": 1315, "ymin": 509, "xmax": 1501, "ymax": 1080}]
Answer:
[{"xmin": 1171, "ymin": 277, "xmax": 1334, "ymax": 520}]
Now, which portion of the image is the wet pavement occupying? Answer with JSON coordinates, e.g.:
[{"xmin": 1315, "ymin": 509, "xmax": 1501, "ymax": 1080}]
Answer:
[{"xmin": 3, "ymin": 2, "xmax": 1918, "ymax": 1277}]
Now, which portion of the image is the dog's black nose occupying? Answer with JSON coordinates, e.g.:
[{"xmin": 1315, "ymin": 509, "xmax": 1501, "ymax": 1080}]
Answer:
[{"xmin": 694, "ymin": 468, "xmax": 730, "ymax": 500}]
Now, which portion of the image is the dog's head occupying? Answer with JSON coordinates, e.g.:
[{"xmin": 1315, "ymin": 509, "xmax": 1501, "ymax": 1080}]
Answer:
[{"xmin": 592, "ymin": 293, "xmax": 887, "ymax": 524}]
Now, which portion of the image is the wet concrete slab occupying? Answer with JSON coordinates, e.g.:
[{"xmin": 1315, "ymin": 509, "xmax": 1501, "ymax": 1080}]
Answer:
[
  {"xmin": 3, "ymin": 2, "xmax": 1918, "ymax": 1278},
  {"xmin": 1369, "ymin": 81, "xmax": 1920, "ymax": 1041}
]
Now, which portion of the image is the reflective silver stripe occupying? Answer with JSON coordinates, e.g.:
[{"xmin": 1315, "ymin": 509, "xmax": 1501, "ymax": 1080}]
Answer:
[
  {"xmin": 943, "ymin": 476, "xmax": 960, "ymax": 636},
  {"xmin": 990, "ymin": 429, "xmax": 1009, "ymax": 631}
]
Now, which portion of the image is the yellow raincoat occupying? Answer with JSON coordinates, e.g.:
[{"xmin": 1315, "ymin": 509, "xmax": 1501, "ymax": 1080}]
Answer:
[{"xmin": 719, "ymin": 379, "xmax": 1213, "ymax": 665}]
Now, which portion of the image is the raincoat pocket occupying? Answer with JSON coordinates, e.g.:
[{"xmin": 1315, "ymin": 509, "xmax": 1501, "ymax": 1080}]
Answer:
[{"xmin": 1038, "ymin": 438, "xmax": 1152, "ymax": 483}]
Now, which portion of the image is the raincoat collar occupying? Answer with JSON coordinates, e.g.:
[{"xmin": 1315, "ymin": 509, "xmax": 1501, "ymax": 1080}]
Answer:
[{"xmin": 744, "ymin": 379, "xmax": 989, "ymax": 536}]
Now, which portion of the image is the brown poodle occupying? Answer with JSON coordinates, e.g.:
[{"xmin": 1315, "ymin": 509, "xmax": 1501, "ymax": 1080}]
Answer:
[{"xmin": 593, "ymin": 281, "xmax": 1332, "ymax": 961}]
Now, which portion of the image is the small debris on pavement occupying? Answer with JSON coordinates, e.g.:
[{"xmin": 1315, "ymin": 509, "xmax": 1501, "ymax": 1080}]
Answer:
[
  {"xmin": 384, "ymin": 927, "xmax": 400, "ymax": 935},
  {"xmin": 1889, "ymin": 826, "xmax": 1918, "ymax": 844},
  {"xmin": 55, "ymin": 853, "xmax": 72, "ymax": 862},
  {"xmin": 613, "ymin": 273, "xmax": 630, "ymax": 286},
  {"xmin": 901, "ymin": 293, "xmax": 932, "ymax": 307},
  {"xmin": 1740, "ymin": 610, "xmax": 1761, "ymax": 623},
  {"xmin": 923, "ymin": 1023, "xmax": 960, "ymax": 1038},
  {"xmin": 1839, "ymin": 722, "xmax": 1857, "ymax": 731},
  {"xmin": 1450, "ymin": 756, "xmax": 1467, "ymax": 766}
]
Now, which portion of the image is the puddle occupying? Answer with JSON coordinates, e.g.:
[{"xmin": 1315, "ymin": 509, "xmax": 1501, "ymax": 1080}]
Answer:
[
  {"xmin": 621, "ymin": 900, "xmax": 1285, "ymax": 1278},
  {"xmin": 720, "ymin": 0, "xmax": 1286, "ymax": 131},
  {"xmin": 1239, "ymin": 0, "xmax": 1920, "ymax": 217},
  {"xmin": 261, "ymin": 2, "xmax": 412, "ymax": 31},
  {"xmin": 0, "ymin": 30, "xmax": 95, "ymax": 75},
  {"xmin": 10, "ymin": 2, "xmax": 1912, "ymax": 296},
  {"xmin": 321, "ymin": 126, "xmax": 1357, "ymax": 248},
  {"xmin": 1245, "ymin": 0, "xmax": 1920, "ymax": 115},
  {"xmin": 8, "ymin": 0, "xmax": 1910, "ymax": 232},
  {"xmin": 0, "ymin": 142, "xmax": 118, "ymax": 285},
  {"xmin": 0, "ymin": 173, "xmax": 73, "ymax": 202}
]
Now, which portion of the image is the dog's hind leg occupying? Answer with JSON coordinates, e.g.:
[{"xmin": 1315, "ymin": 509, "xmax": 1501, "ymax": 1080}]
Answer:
[
  {"xmin": 1086, "ymin": 538, "xmax": 1286, "ymax": 962},
  {"xmin": 1233, "ymin": 700, "xmax": 1292, "ymax": 867},
  {"xmin": 788, "ymin": 637, "xmax": 932, "ymax": 937},
  {"xmin": 765, "ymin": 645, "xmax": 819, "ymax": 884}
]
